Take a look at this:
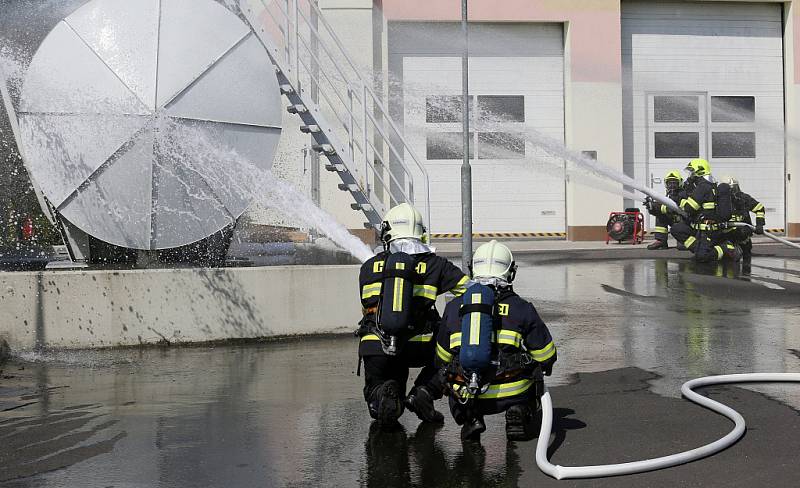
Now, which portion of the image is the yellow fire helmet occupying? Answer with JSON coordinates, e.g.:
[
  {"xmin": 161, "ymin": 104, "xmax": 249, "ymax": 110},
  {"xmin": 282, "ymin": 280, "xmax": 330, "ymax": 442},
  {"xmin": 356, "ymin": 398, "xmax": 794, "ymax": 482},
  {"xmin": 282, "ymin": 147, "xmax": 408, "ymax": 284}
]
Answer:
[
  {"xmin": 685, "ymin": 158, "xmax": 711, "ymax": 177},
  {"xmin": 471, "ymin": 240, "xmax": 517, "ymax": 282},
  {"xmin": 380, "ymin": 203, "xmax": 427, "ymax": 243},
  {"xmin": 664, "ymin": 170, "xmax": 683, "ymax": 184}
]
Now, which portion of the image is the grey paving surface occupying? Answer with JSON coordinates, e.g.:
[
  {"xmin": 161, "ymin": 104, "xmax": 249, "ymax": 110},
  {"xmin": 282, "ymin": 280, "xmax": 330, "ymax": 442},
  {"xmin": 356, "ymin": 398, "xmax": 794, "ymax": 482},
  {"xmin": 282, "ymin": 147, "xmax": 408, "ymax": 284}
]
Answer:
[{"xmin": 2, "ymin": 248, "xmax": 800, "ymax": 487}]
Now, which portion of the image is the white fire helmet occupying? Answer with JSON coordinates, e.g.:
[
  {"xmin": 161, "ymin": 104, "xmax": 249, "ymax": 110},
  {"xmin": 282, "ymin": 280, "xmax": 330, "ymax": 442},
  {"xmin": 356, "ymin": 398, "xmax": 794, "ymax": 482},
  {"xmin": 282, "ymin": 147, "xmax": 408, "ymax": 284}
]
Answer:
[
  {"xmin": 380, "ymin": 203, "xmax": 427, "ymax": 243},
  {"xmin": 471, "ymin": 240, "xmax": 517, "ymax": 282}
]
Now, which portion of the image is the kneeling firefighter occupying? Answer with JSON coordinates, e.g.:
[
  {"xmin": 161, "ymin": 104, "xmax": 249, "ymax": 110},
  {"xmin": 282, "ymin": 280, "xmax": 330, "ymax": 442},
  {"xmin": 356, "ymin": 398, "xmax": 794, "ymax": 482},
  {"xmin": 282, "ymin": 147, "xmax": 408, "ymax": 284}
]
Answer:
[
  {"xmin": 357, "ymin": 203, "xmax": 470, "ymax": 428},
  {"xmin": 436, "ymin": 240, "xmax": 557, "ymax": 442},
  {"xmin": 724, "ymin": 177, "xmax": 766, "ymax": 260},
  {"xmin": 670, "ymin": 158, "xmax": 740, "ymax": 262},
  {"xmin": 645, "ymin": 169, "xmax": 687, "ymax": 250}
]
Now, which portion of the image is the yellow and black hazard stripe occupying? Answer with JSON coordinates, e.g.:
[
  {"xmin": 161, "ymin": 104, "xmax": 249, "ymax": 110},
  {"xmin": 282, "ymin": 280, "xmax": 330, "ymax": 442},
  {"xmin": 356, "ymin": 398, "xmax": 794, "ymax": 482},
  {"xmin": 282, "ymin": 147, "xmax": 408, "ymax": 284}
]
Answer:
[
  {"xmin": 645, "ymin": 228, "xmax": 785, "ymax": 235},
  {"xmin": 431, "ymin": 232, "xmax": 566, "ymax": 239}
]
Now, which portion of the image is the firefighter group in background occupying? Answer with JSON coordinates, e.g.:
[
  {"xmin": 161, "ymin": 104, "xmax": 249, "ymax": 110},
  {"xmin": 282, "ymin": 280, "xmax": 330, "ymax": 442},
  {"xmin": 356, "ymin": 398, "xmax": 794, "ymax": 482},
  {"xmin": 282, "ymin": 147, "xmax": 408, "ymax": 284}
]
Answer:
[{"xmin": 645, "ymin": 158, "xmax": 766, "ymax": 262}]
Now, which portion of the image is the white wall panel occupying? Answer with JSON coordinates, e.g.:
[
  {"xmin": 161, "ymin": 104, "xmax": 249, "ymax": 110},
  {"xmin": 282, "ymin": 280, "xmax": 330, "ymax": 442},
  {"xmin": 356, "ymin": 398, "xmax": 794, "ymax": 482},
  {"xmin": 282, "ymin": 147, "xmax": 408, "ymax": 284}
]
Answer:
[
  {"xmin": 622, "ymin": 1, "xmax": 785, "ymax": 228},
  {"xmin": 398, "ymin": 24, "xmax": 565, "ymax": 233}
]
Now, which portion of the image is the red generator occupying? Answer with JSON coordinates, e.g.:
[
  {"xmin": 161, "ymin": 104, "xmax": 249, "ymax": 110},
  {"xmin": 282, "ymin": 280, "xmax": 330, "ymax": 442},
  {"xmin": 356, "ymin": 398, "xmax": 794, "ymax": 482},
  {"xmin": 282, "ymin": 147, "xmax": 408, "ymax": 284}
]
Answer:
[{"xmin": 606, "ymin": 208, "xmax": 644, "ymax": 245}]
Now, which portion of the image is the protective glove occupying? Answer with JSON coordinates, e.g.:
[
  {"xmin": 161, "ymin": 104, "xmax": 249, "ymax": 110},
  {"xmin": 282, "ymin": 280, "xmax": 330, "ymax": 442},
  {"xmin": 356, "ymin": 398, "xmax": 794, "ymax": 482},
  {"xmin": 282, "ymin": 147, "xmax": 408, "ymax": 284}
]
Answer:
[
  {"xmin": 542, "ymin": 361, "xmax": 554, "ymax": 377},
  {"xmin": 355, "ymin": 314, "xmax": 377, "ymax": 337},
  {"xmin": 643, "ymin": 197, "xmax": 653, "ymax": 212},
  {"xmin": 755, "ymin": 224, "xmax": 764, "ymax": 235}
]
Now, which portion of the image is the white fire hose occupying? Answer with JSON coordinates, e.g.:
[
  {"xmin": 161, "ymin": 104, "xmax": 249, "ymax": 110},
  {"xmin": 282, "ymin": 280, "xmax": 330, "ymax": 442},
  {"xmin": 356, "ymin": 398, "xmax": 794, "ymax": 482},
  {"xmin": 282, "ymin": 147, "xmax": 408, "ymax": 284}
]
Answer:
[
  {"xmin": 536, "ymin": 373, "xmax": 800, "ymax": 479},
  {"xmin": 728, "ymin": 222, "xmax": 800, "ymax": 251}
]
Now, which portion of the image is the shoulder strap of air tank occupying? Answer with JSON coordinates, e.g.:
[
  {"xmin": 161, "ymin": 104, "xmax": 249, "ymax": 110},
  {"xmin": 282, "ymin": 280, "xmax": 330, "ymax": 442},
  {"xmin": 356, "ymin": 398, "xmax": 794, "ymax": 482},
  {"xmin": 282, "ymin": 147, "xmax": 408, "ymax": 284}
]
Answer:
[
  {"xmin": 380, "ymin": 252, "xmax": 418, "ymax": 281},
  {"xmin": 382, "ymin": 267, "xmax": 416, "ymax": 281},
  {"xmin": 458, "ymin": 303, "xmax": 494, "ymax": 316}
]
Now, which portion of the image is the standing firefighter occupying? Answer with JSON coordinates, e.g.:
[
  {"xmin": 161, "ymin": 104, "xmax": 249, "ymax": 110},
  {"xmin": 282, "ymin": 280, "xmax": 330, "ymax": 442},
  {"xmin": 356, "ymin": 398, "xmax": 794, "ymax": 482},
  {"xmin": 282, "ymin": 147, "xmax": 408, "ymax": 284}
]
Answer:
[
  {"xmin": 646, "ymin": 170, "xmax": 686, "ymax": 250},
  {"xmin": 436, "ymin": 240, "xmax": 556, "ymax": 442},
  {"xmin": 357, "ymin": 203, "xmax": 470, "ymax": 428},
  {"xmin": 670, "ymin": 159, "xmax": 740, "ymax": 262},
  {"xmin": 725, "ymin": 177, "xmax": 766, "ymax": 260}
]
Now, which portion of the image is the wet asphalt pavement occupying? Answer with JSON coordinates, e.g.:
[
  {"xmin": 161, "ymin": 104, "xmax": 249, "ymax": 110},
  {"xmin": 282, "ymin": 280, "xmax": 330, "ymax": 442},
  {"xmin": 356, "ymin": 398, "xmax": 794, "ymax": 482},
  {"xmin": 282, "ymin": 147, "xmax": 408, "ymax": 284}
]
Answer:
[{"xmin": 2, "ymin": 245, "xmax": 800, "ymax": 487}]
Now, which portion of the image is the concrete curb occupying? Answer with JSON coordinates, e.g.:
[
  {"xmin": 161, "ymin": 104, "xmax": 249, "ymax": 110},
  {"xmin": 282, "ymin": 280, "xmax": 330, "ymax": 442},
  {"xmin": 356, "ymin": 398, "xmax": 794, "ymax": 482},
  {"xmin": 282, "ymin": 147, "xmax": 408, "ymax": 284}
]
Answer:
[{"xmin": 0, "ymin": 265, "xmax": 362, "ymax": 351}]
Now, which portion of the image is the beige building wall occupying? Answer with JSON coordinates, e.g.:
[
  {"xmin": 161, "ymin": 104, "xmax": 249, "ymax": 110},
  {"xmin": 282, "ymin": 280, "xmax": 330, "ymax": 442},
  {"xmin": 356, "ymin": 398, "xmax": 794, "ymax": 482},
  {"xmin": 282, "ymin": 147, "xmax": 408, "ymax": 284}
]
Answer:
[
  {"xmin": 785, "ymin": 1, "xmax": 800, "ymax": 237},
  {"xmin": 245, "ymin": 0, "xmax": 377, "ymax": 236},
  {"xmin": 562, "ymin": 2, "xmax": 625, "ymax": 240},
  {"xmin": 318, "ymin": 0, "xmax": 377, "ymax": 231}
]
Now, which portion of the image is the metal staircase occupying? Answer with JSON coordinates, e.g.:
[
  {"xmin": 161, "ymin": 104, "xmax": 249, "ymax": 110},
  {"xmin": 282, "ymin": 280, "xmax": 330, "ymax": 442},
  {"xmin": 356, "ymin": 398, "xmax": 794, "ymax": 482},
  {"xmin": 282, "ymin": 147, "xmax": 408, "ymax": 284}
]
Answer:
[{"xmin": 239, "ymin": 0, "xmax": 431, "ymax": 231}]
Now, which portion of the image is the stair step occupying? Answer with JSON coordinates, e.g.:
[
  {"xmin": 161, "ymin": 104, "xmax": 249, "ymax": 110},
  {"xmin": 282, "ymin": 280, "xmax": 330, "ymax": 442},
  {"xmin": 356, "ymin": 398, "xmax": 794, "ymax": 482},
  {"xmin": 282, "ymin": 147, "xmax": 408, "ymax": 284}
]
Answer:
[
  {"xmin": 279, "ymin": 84, "xmax": 294, "ymax": 95},
  {"xmin": 300, "ymin": 124, "xmax": 321, "ymax": 134},
  {"xmin": 351, "ymin": 203, "xmax": 374, "ymax": 212},
  {"xmin": 338, "ymin": 183, "xmax": 358, "ymax": 192},
  {"xmin": 287, "ymin": 104, "xmax": 307, "ymax": 114},
  {"xmin": 312, "ymin": 143, "xmax": 336, "ymax": 155},
  {"xmin": 325, "ymin": 163, "xmax": 344, "ymax": 172}
]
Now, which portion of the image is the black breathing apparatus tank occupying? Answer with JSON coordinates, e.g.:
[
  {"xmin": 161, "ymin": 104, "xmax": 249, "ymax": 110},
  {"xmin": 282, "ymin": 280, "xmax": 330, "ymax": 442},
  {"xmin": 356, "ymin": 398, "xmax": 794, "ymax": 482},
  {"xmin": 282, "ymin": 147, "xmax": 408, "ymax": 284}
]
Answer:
[
  {"xmin": 715, "ymin": 182, "xmax": 733, "ymax": 222},
  {"xmin": 377, "ymin": 252, "xmax": 416, "ymax": 355}
]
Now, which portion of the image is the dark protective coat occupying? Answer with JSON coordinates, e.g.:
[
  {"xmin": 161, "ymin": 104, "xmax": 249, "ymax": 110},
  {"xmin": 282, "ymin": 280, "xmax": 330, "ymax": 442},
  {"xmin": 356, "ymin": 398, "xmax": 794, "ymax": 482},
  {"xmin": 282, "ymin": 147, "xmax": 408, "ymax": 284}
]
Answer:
[
  {"xmin": 650, "ymin": 188, "xmax": 687, "ymax": 241},
  {"xmin": 357, "ymin": 250, "xmax": 469, "ymax": 403},
  {"xmin": 730, "ymin": 191, "xmax": 766, "ymax": 228},
  {"xmin": 673, "ymin": 177, "xmax": 739, "ymax": 262},
  {"xmin": 725, "ymin": 190, "xmax": 766, "ymax": 257},
  {"xmin": 436, "ymin": 288, "xmax": 556, "ymax": 417},
  {"xmin": 681, "ymin": 177, "xmax": 724, "ymax": 222}
]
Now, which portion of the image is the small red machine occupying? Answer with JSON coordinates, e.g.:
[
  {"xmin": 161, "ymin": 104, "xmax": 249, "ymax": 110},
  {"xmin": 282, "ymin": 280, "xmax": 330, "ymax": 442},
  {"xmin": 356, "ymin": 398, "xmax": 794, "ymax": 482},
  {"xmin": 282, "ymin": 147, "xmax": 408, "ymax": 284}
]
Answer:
[{"xmin": 606, "ymin": 208, "xmax": 644, "ymax": 245}]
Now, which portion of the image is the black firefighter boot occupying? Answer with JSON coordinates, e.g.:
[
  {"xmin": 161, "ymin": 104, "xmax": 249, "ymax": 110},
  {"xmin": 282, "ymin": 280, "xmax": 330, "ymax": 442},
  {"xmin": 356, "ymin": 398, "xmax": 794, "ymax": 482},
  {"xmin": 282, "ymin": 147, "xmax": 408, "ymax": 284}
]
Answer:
[
  {"xmin": 461, "ymin": 416, "xmax": 486, "ymax": 442},
  {"xmin": 647, "ymin": 239, "xmax": 669, "ymax": 250},
  {"xmin": 369, "ymin": 380, "xmax": 404, "ymax": 429},
  {"xmin": 405, "ymin": 386, "xmax": 444, "ymax": 424},
  {"xmin": 505, "ymin": 402, "xmax": 542, "ymax": 441}
]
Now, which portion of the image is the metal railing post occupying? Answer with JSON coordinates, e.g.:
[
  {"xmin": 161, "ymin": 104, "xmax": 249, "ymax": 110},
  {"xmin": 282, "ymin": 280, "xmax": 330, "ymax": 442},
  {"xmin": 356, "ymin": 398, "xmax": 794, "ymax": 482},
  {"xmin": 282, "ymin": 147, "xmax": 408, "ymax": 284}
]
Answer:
[
  {"xmin": 348, "ymin": 87, "xmax": 355, "ymax": 165},
  {"xmin": 283, "ymin": 0, "xmax": 291, "ymax": 74},
  {"xmin": 362, "ymin": 83, "xmax": 370, "ymax": 201},
  {"xmin": 293, "ymin": 0, "xmax": 300, "ymax": 85}
]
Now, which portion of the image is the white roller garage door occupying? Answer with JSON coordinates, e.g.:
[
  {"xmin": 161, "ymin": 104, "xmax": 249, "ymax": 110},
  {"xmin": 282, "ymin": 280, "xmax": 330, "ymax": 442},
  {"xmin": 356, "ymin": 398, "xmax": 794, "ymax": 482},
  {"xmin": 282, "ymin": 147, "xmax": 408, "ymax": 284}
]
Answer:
[
  {"xmin": 622, "ymin": 1, "xmax": 785, "ymax": 229},
  {"xmin": 397, "ymin": 23, "xmax": 565, "ymax": 234}
]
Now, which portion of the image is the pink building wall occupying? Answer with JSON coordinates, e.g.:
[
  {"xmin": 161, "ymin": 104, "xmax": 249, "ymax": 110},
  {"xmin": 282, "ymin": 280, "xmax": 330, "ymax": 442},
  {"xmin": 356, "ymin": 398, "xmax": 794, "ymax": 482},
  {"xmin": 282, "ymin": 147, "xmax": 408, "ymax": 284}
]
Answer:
[{"xmin": 380, "ymin": 0, "xmax": 622, "ymax": 83}]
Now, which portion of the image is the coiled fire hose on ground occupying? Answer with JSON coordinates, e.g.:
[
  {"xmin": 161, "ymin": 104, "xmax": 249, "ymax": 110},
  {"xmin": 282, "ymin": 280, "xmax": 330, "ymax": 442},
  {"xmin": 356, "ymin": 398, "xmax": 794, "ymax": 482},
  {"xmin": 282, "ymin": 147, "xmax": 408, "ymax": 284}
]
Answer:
[{"xmin": 535, "ymin": 374, "xmax": 800, "ymax": 479}]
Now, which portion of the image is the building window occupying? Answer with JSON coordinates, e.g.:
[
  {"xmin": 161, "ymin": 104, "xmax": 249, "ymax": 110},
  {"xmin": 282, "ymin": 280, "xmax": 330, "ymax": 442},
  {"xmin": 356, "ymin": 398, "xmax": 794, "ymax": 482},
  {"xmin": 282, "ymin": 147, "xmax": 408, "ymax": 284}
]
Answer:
[
  {"xmin": 426, "ymin": 132, "xmax": 473, "ymax": 160},
  {"xmin": 478, "ymin": 132, "xmax": 525, "ymax": 159},
  {"xmin": 712, "ymin": 132, "xmax": 755, "ymax": 158},
  {"xmin": 711, "ymin": 96, "xmax": 755, "ymax": 123},
  {"xmin": 654, "ymin": 96, "xmax": 699, "ymax": 123},
  {"xmin": 654, "ymin": 132, "xmax": 699, "ymax": 158},
  {"xmin": 426, "ymin": 96, "xmax": 470, "ymax": 123},
  {"xmin": 477, "ymin": 95, "xmax": 525, "ymax": 123}
]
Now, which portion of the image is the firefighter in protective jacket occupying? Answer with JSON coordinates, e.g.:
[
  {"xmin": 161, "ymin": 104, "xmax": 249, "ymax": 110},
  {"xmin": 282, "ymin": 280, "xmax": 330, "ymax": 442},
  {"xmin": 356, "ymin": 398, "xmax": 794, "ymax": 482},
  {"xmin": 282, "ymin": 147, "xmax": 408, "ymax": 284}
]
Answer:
[
  {"xmin": 724, "ymin": 177, "xmax": 766, "ymax": 260},
  {"xmin": 646, "ymin": 169, "xmax": 686, "ymax": 250},
  {"xmin": 670, "ymin": 159, "xmax": 740, "ymax": 262},
  {"xmin": 436, "ymin": 240, "xmax": 556, "ymax": 442},
  {"xmin": 357, "ymin": 203, "xmax": 470, "ymax": 428}
]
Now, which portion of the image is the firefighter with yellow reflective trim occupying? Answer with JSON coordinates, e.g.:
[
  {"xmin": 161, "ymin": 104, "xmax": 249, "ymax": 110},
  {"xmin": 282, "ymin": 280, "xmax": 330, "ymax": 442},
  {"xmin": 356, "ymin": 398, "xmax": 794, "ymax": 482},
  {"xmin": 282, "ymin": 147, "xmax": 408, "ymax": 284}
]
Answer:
[
  {"xmin": 724, "ymin": 177, "xmax": 766, "ymax": 260},
  {"xmin": 357, "ymin": 203, "xmax": 470, "ymax": 429},
  {"xmin": 670, "ymin": 159, "xmax": 741, "ymax": 262},
  {"xmin": 645, "ymin": 169, "xmax": 687, "ymax": 250},
  {"xmin": 436, "ymin": 240, "xmax": 556, "ymax": 442}
]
